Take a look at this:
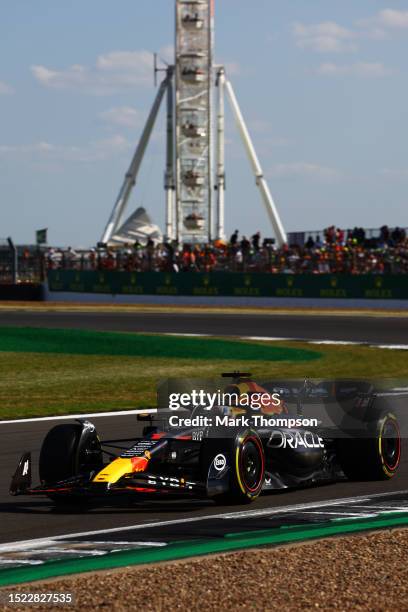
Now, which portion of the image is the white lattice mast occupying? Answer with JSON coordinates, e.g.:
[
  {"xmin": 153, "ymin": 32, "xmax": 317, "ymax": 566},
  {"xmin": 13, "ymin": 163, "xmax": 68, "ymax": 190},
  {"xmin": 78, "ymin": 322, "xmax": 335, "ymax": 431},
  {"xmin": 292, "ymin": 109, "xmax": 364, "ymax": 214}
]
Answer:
[
  {"xmin": 101, "ymin": 0, "xmax": 287, "ymax": 247},
  {"xmin": 215, "ymin": 66, "xmax": 225, "ymax": 240},
  {"xmin": 175, "ymin": 0, "xmax": 213, "ymax": 242}
]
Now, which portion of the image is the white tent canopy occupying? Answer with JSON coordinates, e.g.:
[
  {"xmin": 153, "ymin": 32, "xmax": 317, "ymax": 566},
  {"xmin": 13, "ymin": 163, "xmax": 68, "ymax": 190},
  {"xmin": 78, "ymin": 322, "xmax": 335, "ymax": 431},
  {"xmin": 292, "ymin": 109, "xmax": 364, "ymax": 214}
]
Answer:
[{"xmin": 108, "ymin": 207, "xmax": 163, "ymax": 246}]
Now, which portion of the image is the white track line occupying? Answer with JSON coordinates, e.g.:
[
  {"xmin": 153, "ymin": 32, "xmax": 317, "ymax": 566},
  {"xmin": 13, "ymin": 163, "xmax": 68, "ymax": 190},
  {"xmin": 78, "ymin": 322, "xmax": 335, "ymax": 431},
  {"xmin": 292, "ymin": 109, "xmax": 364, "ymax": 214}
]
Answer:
[
  {"xmin": 309, "ymin": 340, "xmax": 361, "ymax": 346},
  {"xmin": 0, "ymin": 408, "xmax": 157, "ymax": 426},
  {"xmin": 1, "ymin": 489, "xmax": 407, "ymax": 553},
  {"xmin": 303, "ymin": 511, "xmax": 377, "ymax": 518},
  {"xmin": 215, "ymin": 489, "xmax": 408, "ymax": 520},
  {"xmin": 163, "ymin": 332, "xmax": 408, "ymax": 350},
  {"xmin": 377, "ymin": 344, "xmax": 408, "ymax": 350},
  {"xmin": 238, "ymin": 336, "xmax": 293, "ymax": 342}
]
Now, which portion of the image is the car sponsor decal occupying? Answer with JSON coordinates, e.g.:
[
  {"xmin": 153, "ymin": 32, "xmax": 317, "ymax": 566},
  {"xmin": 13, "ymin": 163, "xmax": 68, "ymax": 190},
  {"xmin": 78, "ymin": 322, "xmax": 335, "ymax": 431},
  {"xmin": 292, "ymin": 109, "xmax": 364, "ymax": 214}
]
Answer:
[
  {"xmin": 267, "ymin": 430, "xmax": 324, "ymax": 449},
  {"xmin": 213, "ymin": 454, "xmax": 227, "ymax": 471}
]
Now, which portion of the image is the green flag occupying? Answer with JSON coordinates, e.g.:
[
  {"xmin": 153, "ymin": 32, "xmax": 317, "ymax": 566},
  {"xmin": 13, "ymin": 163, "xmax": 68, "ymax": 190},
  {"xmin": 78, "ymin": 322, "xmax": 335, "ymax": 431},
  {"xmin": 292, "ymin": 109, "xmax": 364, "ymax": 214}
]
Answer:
[{"xmin": 36, "ymin": 228, "xmax": 47, "ymax": 245}]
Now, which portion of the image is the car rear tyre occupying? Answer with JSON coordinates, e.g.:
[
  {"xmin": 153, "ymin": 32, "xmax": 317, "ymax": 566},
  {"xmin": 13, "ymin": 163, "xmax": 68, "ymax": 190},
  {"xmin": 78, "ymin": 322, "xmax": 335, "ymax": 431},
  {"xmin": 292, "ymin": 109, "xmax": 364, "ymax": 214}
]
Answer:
[{"xmin": 337, "ymin": 411, "xmax": 401, "ymax": 481}]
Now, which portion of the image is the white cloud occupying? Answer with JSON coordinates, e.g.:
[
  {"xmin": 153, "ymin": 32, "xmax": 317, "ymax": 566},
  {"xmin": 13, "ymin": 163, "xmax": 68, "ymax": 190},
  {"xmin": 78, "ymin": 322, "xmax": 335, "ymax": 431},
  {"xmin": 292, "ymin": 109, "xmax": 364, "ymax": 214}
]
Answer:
[
  {"xmin": 0, "ymin": 135, "xmax": 131, "ymax": 162},
  {"xmin": 294, "ymin": 12, "xmax": 408, "ymax": 56},
  {"xmin": 100, "ymin": 106, "xmax": 142, "ymax": 129},
  {"xmin": 31, "ymin": 48, "xmax": 171, "ymax": 94},
  {"xmin": 293, "ymin": 21, "xmax": 357, "ymax": 53},
  {"xmin": 0, "ymin": 80, "xmax": 14, "ymax": 95},
  {"xmin": 377, "ymin": 9, "xmax": 408, "ymax": 29},
  {"xmin": 317, "ymin": 62, "xmax": 393, "ymax": 78},
  {"xmin": 381, "ymin": 168, "xmax": 408, "ymax": 179},
  {"xmin": 95, "ymin": 50, "xmax": 152, "ymax": 74},
  {"xmin": 156, "ymin": 45, "xmax": 174, "ymax": 65},
  {"xmin": 0, "ymin": 142, "xmax": 56, "ymax": 155},
  {"xmin": 357, "ymin": 9, "xmax": 408, "ymax": 39},
  {"xmin": 270, "ymin": 162, "xmax": 341, "ymax": 182},
  {"xmin": 361, "ymin": 27, "xmax": 388, "ymax": 41}
]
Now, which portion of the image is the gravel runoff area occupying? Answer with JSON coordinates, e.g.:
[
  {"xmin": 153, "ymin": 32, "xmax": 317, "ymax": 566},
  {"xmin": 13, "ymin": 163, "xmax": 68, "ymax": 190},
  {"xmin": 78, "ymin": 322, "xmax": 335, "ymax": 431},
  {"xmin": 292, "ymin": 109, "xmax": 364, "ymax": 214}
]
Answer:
[{"xmin": 1, "ymin": 529, "xmax": 408, "ymax": 611}]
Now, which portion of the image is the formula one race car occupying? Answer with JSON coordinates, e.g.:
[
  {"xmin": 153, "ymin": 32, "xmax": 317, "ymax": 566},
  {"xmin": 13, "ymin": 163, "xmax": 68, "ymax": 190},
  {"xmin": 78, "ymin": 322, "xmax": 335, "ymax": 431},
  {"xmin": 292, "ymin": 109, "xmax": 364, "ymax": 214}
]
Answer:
[{"xmin": 10, "ymin": 375, "xmax": 402, "ymax": 505}]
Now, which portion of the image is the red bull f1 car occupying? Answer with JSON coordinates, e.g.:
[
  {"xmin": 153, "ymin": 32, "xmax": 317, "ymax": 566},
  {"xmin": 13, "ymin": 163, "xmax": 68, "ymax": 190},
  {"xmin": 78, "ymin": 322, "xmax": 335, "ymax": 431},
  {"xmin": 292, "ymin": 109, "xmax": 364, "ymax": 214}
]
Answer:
[{"xmin": 10, "ymin": 375, "xmax": 402, "ymax": 505}]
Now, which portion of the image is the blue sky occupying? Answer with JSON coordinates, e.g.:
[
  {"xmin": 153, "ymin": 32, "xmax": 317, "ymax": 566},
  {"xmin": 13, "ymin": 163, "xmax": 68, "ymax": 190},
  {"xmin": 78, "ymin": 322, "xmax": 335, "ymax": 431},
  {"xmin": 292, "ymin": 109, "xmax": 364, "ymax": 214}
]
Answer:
[{"xmin": 1, "ymin": 1, "xmax": 408, "ymax": 245}]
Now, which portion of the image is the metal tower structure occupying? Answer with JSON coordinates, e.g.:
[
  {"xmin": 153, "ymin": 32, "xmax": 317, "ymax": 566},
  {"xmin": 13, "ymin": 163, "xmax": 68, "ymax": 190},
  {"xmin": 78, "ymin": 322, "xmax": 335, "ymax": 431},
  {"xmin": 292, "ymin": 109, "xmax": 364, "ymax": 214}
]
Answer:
[
  {"xmin": 101, "ymin": 0, "xmax": 287, "ymax": 247},
  {"xmin": 175, "ymin": 0, "xmax": 213, "ymax": 243}
]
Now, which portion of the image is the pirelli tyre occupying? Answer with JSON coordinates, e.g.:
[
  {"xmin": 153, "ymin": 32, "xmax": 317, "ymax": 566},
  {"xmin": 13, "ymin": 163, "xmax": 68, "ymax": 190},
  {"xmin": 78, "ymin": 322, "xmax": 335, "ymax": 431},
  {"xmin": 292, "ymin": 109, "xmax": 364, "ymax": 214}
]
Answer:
[
  {"xmin": 39, "ymin": 423, "xmax": 102, "ymax": 502},
  {"xmin": 337, "ymin": 411, "xmax": 401, "ymax": 481},
  {"xmin": 202, "ymin": 429, "xmax": 265, "ymax": 504}
]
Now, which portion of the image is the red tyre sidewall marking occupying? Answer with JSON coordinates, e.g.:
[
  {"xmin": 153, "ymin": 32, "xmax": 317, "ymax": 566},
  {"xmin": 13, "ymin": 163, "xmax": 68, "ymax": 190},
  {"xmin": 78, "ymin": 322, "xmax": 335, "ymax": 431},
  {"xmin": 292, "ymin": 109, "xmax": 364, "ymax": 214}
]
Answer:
[
  {"xmin": 381, "ymin": 417, "xmax": 401, "ymax": 472},
  {"xmin": 239, "ymin": 435, "xmax": 265, "ymax": 493}
]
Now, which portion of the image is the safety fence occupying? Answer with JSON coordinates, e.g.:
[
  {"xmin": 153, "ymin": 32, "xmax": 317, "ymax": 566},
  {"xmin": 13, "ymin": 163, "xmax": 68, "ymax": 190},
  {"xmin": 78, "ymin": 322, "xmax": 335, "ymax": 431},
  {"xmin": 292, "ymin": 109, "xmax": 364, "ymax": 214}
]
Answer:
[
  {"xmin": 0, "ymin": 238, "xmax": 17, "ymax": 283},
  {"xmin": 0, "ymin": 239, "xmax": 44, "ymax": 284}
]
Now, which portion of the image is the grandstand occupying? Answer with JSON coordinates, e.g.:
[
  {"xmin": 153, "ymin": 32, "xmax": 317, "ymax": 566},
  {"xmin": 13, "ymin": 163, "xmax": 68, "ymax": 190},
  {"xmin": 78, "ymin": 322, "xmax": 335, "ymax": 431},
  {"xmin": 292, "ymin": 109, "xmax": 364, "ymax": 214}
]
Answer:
[{"xmin": 43, "ymin": 225, "xmax": 408, "ymax": 275}]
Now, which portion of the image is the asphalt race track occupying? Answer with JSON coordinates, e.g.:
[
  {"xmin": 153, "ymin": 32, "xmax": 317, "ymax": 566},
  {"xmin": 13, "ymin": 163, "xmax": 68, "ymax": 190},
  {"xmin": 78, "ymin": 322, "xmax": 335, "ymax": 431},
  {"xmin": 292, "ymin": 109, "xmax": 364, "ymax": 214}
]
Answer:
[
  {"xmin": 0, "ymin": 309, "xmax": 408, "ymax": 344},
  {"xmin": 1, "ymin": 415, "xmax": 407, "ymax": 546},
  {"xmin": 0, "ymin": 309, "xmax": 407, "ymax": 545}
]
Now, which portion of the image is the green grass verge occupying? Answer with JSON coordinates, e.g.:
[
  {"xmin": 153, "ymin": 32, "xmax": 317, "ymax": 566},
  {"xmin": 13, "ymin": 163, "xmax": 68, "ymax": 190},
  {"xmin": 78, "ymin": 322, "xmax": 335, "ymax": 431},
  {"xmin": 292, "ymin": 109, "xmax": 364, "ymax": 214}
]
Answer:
[
  {"xmin": 0, "ymin": 327, "xmax": 406, "ymax": 419},
  {"xmin": 0, "ymin": 327, "xmax": 318, "ymax": 361}
]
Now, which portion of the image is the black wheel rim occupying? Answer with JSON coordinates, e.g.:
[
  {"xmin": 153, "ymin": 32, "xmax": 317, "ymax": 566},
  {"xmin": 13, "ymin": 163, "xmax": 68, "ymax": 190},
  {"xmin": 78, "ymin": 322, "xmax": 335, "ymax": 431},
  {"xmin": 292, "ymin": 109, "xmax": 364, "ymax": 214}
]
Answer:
[
  {"xmin": 241, "ymin": 439, "xmax": 262, "ymax": 491},
  {"xmin": 381, "ymin": 419, "xmax": 400, "ymax": 470},
  {"xmin": 78, "ymin": 437, "xmax": 102, "ymax": 473}
]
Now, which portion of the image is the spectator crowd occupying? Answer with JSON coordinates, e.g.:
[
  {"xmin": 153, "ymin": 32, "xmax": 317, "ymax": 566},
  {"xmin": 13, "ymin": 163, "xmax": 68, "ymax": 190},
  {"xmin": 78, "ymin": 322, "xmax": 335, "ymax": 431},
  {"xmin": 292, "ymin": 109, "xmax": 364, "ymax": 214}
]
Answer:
[{"xmin": 45, "ymin": 224, "xmax": 408, "ymax": 275}]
